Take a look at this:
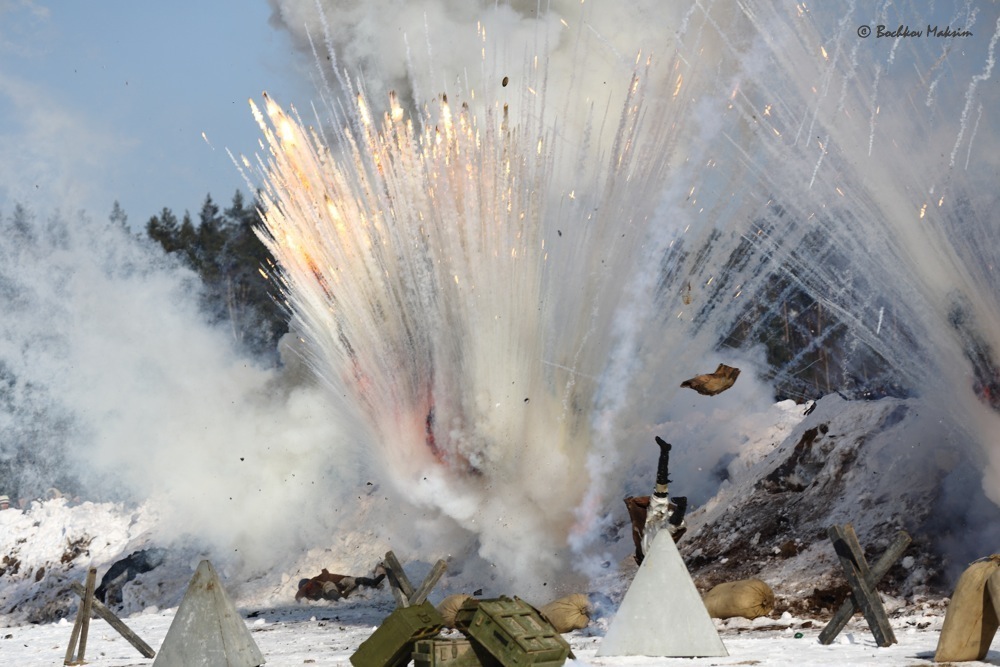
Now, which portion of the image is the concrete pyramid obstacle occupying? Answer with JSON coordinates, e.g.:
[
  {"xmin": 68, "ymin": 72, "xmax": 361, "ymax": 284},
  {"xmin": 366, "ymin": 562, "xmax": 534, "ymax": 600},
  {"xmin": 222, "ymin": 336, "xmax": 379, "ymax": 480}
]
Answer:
[
  {"xmin": 597, "ymin": 530, "xmax": 727, "ymax": 657},
  {"xmin": 152, "ymin": 560, "xmax": 265, "ymax": 667}
]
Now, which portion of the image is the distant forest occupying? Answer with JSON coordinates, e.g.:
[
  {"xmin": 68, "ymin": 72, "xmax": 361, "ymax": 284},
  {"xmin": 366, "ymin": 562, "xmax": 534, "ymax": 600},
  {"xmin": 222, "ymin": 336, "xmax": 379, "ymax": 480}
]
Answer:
[{"xmin": 141, "ymin": 190, "xmax": 287, "ymax": 361}]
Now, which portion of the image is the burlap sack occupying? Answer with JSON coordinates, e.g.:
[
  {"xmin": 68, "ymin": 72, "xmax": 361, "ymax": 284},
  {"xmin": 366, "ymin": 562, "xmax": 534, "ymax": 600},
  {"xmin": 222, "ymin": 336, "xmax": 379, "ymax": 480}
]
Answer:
[
  {"xmin": 437, "ymin": 594, "xmax": 473, "ymax": 628},
  {"xmin": 702, "ymin": 579, "xmax": 774, "ymax": 620},
  {"xmin": 936, "ymin": 555, "xmax": 1000, "ymax": 662},
  {"xmin": 539, "ymin": 594, "xmax": 592, "ymax": 633}
]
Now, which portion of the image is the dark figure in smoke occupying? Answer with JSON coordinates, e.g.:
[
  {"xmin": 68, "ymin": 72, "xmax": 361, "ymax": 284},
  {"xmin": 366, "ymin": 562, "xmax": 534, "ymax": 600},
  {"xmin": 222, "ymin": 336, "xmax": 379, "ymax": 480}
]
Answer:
[
  {"xmin": 624, "ymin": 436, "xmax": 688, "ymax": 565},
  {"xmin": 95, "ymin": 547, "xmax": 168, "ymax": 605},
  {"xmin": 295, "ymin": 564, "xmax": 386, "ymax": 602}
]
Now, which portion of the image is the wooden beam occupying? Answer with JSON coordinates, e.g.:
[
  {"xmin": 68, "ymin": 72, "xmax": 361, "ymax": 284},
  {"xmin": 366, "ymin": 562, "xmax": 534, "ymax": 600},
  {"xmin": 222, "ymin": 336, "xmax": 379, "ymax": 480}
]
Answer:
[
  {"xmin": 382, "ymin": 553, "xmax": 447, "ymax": 609},
  {"xmin": 76, "ymin": 568, "xmax": 97, "ymax": 663},
  {"xmin": 63, "ymin": 603, "xmax": 85, "ymax": 666},
  {"xmin": 842, "ymin": 525, "xmax": 897, "ymax": 646},
  {"xmin": 384, "ymin": 551, "xmax": 415, "ymax": 608},
  {"xmin": 409, "ymin": 560, "xmax": 448, "ymax": 606},
  {"xmin": 70, "ymin": 582, "xmax": 156, "ymax": 658}
]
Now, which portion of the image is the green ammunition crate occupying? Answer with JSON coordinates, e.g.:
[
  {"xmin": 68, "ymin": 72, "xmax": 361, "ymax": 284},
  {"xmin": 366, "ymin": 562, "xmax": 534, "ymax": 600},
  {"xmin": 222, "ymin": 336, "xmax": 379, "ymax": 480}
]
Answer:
[
  {"xmin": 455, "ymin": 597, "xmax": 570, "ymax": 667},
  {"xmin": 413, "ymin": 638, "xmax": 494, "ymax": 667},
  {"xmin": 453, "ymin": 598, "xmax": 482, "ymax": 631},
  {"xmin": 350, "ymin": 602, "xmax": 445, "ymax": 667}
]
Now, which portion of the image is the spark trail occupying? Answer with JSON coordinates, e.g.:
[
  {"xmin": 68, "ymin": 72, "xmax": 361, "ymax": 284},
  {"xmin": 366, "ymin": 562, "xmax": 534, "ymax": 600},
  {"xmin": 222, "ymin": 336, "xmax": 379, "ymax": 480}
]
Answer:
[{"xmin": 252, "ymin": 1, "xmax": 1000, "ymax": 588}]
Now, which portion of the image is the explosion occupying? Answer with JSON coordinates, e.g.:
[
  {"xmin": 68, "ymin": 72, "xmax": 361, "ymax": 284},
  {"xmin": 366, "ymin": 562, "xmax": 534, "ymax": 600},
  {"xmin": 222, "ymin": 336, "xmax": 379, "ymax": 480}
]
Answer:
[{"xmin": 249, "ymin": 1, "xmax": 1000, "ymax": 590}]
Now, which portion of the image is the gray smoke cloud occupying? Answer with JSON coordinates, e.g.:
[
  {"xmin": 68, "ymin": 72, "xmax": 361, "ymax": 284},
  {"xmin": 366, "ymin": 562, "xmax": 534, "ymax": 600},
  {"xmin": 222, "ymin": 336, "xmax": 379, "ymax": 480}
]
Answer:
[{"xmin": 265, "ymin": 0, "xmax": 685, "ymax": 114}]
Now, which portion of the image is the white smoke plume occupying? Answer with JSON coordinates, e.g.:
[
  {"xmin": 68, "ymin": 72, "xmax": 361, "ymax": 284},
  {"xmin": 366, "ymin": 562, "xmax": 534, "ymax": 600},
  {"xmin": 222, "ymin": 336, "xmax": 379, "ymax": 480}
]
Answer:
[{"xmin": 0, "ymin": 210, "xmax": 365, "ymax": 573}]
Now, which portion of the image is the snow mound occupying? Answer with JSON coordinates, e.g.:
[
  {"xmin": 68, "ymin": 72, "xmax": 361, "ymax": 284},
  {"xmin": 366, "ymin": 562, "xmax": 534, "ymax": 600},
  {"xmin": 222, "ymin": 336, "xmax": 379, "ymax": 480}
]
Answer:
[
  {"xmin": 0, "ymin": 499, "xmax": 160, "ymax": 623},
  {"xmin": 681, "ymin": 394, "xmax": 975, "ymax": 616}
]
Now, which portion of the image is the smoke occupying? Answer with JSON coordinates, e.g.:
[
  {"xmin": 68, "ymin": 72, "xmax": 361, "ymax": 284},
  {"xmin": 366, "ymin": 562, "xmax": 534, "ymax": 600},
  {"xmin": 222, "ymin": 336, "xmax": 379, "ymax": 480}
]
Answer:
[
  {"xmin": 0, "ymin": 208, "xmax": 365, "ymax": 572},
  {"xmin": 250, "ymin": 1, "xmax": 808, "ymax": 594},
  {"xmin": 254, "ymin": 0, "xmax": 1000, "ymax": 594},
  {"xmin": 266, "ymin": 1, "xmax": 688, "ymax": 124}
]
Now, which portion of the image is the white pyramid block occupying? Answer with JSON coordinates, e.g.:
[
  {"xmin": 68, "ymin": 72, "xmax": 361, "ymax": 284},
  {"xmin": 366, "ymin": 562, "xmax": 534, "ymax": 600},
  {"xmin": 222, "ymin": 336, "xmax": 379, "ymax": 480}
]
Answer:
[
  {"xmin": 153, "ymin": 560, "xmax": 265, "ymax": 667},
  {"xmin": 597, "ymin": 531, "xmax": 727, "ymax": 657}
]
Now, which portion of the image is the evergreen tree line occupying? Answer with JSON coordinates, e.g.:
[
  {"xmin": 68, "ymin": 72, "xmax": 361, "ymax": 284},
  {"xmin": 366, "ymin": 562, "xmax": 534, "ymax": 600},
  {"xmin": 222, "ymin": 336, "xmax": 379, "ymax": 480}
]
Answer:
[{"xmin": 143, "ymin": 190, "xmax": 287, "ymax": 360}]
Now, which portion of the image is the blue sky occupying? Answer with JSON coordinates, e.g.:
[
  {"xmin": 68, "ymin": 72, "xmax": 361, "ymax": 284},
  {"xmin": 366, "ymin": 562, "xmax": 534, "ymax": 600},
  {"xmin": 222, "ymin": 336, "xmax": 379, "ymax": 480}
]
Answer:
[{"xmin": 0, "ymin": 0, "xmax": 314, "ymax": 228}]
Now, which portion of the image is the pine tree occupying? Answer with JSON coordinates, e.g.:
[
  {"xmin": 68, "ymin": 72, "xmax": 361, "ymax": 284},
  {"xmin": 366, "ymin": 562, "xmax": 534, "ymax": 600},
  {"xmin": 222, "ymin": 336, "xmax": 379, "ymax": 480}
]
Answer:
[
  {"xmin": 197, "ymin": 194, "xmax": 226, "ymax": 283},
  {"xmin": 219, "ymin": 190, "xmax": 286, "ymax": 356},
  {"xmin": 145, "ymin": 208, "xmax": 180, "ymax": 253},
  {"xmin": 109, "ymin": 200, "xmax": 128, "ymax": 229},
  {"xmin": 143, "ymin": 191, "xmax": 287, "ymax": 360},
  {"xmin": 178, "ymin": 211, "xmax": 198, "ymax": 268}
]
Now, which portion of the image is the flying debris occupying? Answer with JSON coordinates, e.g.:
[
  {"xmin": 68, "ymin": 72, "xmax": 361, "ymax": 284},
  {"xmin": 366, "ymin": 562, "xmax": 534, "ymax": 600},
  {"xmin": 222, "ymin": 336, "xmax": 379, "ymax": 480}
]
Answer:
[{"xmin": 680, "ymin": 364, "xmax": 741, "ymax": 396}]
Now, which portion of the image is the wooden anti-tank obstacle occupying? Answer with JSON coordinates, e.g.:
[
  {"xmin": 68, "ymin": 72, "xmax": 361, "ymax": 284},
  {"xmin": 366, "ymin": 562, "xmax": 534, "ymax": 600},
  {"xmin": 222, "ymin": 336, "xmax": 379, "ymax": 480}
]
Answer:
[
  {"xmin": 383, "ymin": 550, "xmax": 448, "ymax": 608},
  {"xmin": 818, "ymin": 524, "xmax": 911, "ymax": 647},
  {"xmin": 64, "ymin": 567, "xmax": 156, "ymax": 664}
]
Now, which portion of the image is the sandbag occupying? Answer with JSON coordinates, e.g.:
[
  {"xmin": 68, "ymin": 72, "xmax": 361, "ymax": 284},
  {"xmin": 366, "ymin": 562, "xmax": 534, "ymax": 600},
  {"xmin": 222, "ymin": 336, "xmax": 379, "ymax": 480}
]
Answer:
[
  {"xmin": 936, "ymin": 555, "xmax": 1000, "ymax": 662},
  {"xmin": 539, "ymin": 594, "xmax": 592, "ymax": 633},
  {"xmin": 436, "ymin": 593, "xmax": 473, "ymax": 628},
  {"xmin": 702, "ymin": 579, "xmax": 774, "ymax": 620}
]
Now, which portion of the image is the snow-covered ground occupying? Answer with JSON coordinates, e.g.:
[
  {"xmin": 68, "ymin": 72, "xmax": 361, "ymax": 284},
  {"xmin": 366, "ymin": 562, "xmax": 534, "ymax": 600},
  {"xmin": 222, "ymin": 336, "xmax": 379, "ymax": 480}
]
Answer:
[
  {"xmin": 2, "ymin": 395, "xmax": 996, "ymax": 666},
  {"xmin": 0, "ymin": 596, "xmax": 978, "ymax": 667}
]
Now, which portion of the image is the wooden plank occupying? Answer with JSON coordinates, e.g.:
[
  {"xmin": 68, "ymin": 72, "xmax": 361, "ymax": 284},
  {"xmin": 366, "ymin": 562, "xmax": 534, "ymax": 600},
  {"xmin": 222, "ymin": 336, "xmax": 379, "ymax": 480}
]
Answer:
[
  {"xmin": 829, "ymin": 525, "xmax": 890, "ymax": 646},
  {"xmin": 384, "ymin": 551, "xmax": 415, "ymax": 596},
  {"xmin": 70, "ymin": 582, "xmax": 156, "ymax": 658},
  {"xmin": 75, "ymin": 568, "xmax": 97, "ymax": 663},
  {"xmin": 63, "ymin": 604, "xmax": 85, "ymax": 666},
  {"xmin": 819, "ymin": 530, "xmax": 910, "ymax": 644},
  {"xmin": 384, "ymin": 551, "xmax": 415, "ymax": 607},
  {"xmin": 387, "ymin": 577, "xmax": 410, "ymax": 608},
  {"xmin": 826, "ymin": 525, "xmax": 896, "ymax": 647},
  {"xmin": 409, "ymin": 560, "xmax": 447, "ymax": 606}
]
